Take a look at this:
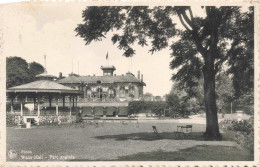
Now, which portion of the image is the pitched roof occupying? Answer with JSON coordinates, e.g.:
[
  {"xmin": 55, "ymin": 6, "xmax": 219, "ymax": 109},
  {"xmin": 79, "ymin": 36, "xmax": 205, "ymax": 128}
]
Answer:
[
  {"xmin": 7, "ymin": 80, "xmax": 82, "ymax": 94},
  {"xmin": 57, "ymin": 75, "xmax": 146, "ymax": 86}
]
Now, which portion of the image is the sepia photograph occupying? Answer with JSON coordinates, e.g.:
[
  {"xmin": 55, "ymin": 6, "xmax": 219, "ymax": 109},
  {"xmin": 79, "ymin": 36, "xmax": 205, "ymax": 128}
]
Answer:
[{"xmin": 0, "ymin": 1, "xmax": 257, "ymax": 164}]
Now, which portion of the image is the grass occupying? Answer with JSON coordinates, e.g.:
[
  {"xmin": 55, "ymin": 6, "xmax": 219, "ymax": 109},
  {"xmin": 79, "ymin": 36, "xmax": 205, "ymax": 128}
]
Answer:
[
  {"xmin": 117, "ymin": 145, "xmax": 254, "ymax": 161},
  {"xmin": 6, "ymin": 122, "xmax": 253, "ymax": 161}
]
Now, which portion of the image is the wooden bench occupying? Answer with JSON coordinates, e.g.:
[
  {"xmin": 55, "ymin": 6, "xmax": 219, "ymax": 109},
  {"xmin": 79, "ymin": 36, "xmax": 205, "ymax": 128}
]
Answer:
[{"xmin": 174, "ymin": 125, "xmax": 193, "ymax": 139}]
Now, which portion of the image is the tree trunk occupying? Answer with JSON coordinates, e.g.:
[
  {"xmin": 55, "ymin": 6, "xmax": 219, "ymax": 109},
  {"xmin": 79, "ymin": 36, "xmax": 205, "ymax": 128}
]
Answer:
[{"xmin": 203, "ymin": 55, "xmax": 221, "ymax": 140}]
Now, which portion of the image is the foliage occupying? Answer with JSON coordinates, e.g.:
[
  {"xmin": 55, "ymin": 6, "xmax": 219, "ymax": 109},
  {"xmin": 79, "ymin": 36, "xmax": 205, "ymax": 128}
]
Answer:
[
  {"xmin": 76, "ymin": 112, "xmax": 83, "ymax": 123},
  {"xmin": 235, "ymin": 131, "xmax": 254, "ymax": 153},
  {"xmin": 234, "ymin": 118, "xmax": 254, "ymax": 153},
  {"xmin": 6, "ymin": 114, "xmax": 16, "ymax": 126},
  {"xmin": 218, "ymin": 119, "xmax": 234, "ymax": 131},
  {"xmin": 6, "ymin": 103, "xmax": 23, "ymax": 111},
  {"xmin": 59, "ymin": 116, "xmax": 72, "ymax": 124},
  {"xmin": 28, "ymin": 62, "xmax": 45, "ymax": 82},
  {"xmin": 219, "ymin": 117, "xmax": 254, "ymax": 153},
  {"xmin": 234, "ymin": 93, "xmax": 254, "ymax": 115},
  {"xmin": 7, "ymin": 57, "xmax": 29, "ymax": 88},
  {"xmin": 6, "ymin": 57, "xmax": 44, "ymax": 88},
  {"xmin": 39, "ymin": 116, "xmax": 59, "ymax": 125},
  {"xmin": 38, "ymin": 116, "xmax": 76, "ymax": 125},
  {"xmin": 215, "ymin": 72, "xmax": 234, "ymax": 113},
  {"xmin": 128, "ymin": 101, "xmax": 167, "ymax": 116},
  {"xmin": 20, "ymin": 116, "xmax": 24, "ymax": 125},
  {"xmin": 166, "ymin": 82, "xmax": 203, "ymax": 117},
  {"xmin": 76, "ymin": 6, "xmax": 254, "ymax": 139},
  {"xmin": 142, "ymin": 92, "xmax": 154, "ymax": 101},
  {"xmin": 226, "ymin": 7, "xmax": 254, "ymax": 98}
]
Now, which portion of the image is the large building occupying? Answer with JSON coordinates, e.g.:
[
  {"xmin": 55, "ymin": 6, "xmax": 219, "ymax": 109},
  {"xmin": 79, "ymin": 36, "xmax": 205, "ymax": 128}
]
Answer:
[{"xmin": 58, "ymin": 65, "xmax": 146, "ymax": 102}]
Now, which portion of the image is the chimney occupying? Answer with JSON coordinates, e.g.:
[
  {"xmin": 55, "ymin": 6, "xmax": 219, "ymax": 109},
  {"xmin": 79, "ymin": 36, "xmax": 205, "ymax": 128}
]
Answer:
[
  {"xmin": 141, "ymin": 74, "xmax": 143, "ymax": 82},
  {"xmin": 93, "ymin": 74, "xmax": 95, "ymax": 76},
  {"xmin": 114, "ymin": 74, "xmax": 116, "ymax": 76},
  {"xmin": 138, "ymin": 71, "xmax": 140, "ymax": 79},
  {"xmin": 59, "ymin": 72, "xmax": 62, "ymax": 79}
]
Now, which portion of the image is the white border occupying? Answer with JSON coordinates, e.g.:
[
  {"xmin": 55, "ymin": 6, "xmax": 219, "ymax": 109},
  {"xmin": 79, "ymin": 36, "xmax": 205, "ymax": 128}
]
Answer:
[{"xmin": 0, "ymin": 1, "xmax": 259, "ymax": 166}]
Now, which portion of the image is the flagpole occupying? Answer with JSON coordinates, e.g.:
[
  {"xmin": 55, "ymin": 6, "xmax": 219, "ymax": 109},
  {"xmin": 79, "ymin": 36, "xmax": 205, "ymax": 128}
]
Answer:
[
  {"xmin": 44, "ymin": 55, "xmax": 46, "ymax": 71},
  {"xmin": 106, "ymin": 52, "xmax": 109, "ymax": 66}
]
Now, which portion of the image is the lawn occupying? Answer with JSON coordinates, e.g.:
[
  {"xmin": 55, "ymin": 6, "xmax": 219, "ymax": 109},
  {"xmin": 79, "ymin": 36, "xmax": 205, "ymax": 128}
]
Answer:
[
  {"xmin": 117, "ymin": 145, "xmax": 253, "ymax": 161},
  {"xmin": 6, "ymin": 121, "xmax": 253, "ymax": 161}
]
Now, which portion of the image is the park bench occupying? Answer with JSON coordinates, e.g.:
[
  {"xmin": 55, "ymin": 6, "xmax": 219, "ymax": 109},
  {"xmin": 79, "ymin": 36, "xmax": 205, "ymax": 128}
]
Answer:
[{"xmin": 174, "ymin": 125, "xmax": 193, "ymax": 139}]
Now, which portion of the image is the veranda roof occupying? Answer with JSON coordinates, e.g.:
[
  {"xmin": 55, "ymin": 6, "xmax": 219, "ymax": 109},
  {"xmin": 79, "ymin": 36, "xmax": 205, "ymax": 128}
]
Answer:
[{"xmin": 7, "ymin": 80, "xmax": 82, "ymax": 94}]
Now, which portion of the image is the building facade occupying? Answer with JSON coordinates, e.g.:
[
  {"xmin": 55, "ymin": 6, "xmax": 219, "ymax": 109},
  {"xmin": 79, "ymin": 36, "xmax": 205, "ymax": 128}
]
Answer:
[{"xmin": 58, "ymin": 65, "xmax": 146, "ymax": 102}]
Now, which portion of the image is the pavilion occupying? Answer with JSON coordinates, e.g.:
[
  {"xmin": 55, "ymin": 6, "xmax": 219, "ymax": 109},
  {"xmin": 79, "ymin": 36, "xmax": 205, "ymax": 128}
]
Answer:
[{"xmin": 6, "ymin": 71, "xmax": 83, "ymax": 118}]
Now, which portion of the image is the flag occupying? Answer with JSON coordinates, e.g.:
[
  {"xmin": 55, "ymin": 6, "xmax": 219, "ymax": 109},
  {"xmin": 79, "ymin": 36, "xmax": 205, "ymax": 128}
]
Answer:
[{"xmin": 106, "ymin": 52, "xmax": 108, "ymax": 60}]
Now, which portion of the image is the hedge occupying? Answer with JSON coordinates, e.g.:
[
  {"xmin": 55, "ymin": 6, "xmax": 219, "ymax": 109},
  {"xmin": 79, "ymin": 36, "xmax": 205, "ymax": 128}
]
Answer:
[{"xmin": 128, "ymin": 101, "xmax": 167, "ymax": 116}]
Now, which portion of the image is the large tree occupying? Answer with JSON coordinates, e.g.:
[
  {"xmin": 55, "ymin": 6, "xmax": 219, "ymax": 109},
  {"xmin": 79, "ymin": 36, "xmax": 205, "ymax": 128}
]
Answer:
[
  {"xmin": 28, "ymin": 61, "xmax": 45, "ymax": 82},
  {"xmin": 7, "ymin": 57, "xmax": 30, "ymax": 88},
  {"xmin": 7, "ymin": 57, "xmax": 45, "ymax": 88},
  {"xmin": 75, "ymin": 6, "xmax": 254, "ymax": 140}
]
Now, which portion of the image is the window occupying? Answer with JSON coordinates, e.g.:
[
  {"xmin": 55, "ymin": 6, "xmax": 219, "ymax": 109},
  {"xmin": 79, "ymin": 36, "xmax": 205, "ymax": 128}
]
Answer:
[
  {"xmin": 119, "ymin": 87, "xmax": 125, "ymax": 98},
  {"xmin": 129, "ymin": 86, "xmax": 135, "ymax": 94},
  {"xmin": 97, "ymin": 88, "xmax": 102, "ymax": 99},
  {"xmin": 108, "ymin": 89, "xmax": 115, "ymax": 98}
]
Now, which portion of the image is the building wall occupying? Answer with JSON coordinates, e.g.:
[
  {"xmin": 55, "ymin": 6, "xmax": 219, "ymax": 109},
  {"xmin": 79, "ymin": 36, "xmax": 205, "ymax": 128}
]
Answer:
[{"xmin": 62, "ymin": 82, "xmax": 143, "ymax": 101}]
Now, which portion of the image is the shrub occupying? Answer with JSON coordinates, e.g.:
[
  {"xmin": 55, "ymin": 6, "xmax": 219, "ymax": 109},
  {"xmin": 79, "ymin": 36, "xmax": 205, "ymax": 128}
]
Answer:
[
  {"xmin": 6, "ymin": 114, "xmax": 16, "ymax": 126},
  {"xmin": 20, "ymin": 116, "xmax": 24, "ymax": 124},
  {"xmin": 76, "ymin": 112, "xmax": 82, "ymax": 123},
  {"xmin": 128, "ymin": 101, "xmax": 167, "ymax": 116},
  {"xmin": 232, "ymin": 119, "xmax": 253, "ymax": 134},
  {"xmin": 235, "ymin": 131, "xmax": 254, "ymax": 153},
  {"xmin": 39, "ymin": 116, "xmax": 59, "ymax": 125},
  {"xmin": 219, "ymin": 117, "xmax": 254, "ymax": 153},
  {"xmin": 219, "ymin": 119, "xmax": 234, "ymax": 131},
  {"xmin": 59, "ymin": 116, "xmax": 72, "ymax": 124}
]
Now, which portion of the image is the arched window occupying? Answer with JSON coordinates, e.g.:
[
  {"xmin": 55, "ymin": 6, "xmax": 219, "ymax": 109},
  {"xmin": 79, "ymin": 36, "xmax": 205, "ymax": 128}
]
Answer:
[{"xmin": 108, "ymin": 89, "xmax": 115, "ymax": 98}]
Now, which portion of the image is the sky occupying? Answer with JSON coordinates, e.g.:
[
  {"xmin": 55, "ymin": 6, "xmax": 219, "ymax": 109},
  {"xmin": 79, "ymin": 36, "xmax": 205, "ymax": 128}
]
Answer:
[
  {"xmin": 2, "ymin": 2, "xmax": 248, "ymax": 96},
  {"xmin": 1, "ymin": 2, "xmax": 178, "ymax": 96}
]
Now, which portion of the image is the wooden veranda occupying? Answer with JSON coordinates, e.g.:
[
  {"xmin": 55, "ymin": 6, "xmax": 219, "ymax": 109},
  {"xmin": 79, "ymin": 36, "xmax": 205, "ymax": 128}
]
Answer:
[{"xmin": 7, "ymin": 80, "xmax": 83, "ymax": 116}]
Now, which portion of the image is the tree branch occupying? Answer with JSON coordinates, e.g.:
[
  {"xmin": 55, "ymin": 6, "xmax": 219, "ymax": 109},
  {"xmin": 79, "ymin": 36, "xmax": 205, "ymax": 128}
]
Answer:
[
  {"xmin": 187, "ymin": 7, "xmax": 194, "ymax": 24},
  {"xmin": 177, "ymin": 13, "xmax": 192, "ymax": 31},
  {"xmin": 181, "ymin": 10, "xmax": 194, "ymax": 29}
]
